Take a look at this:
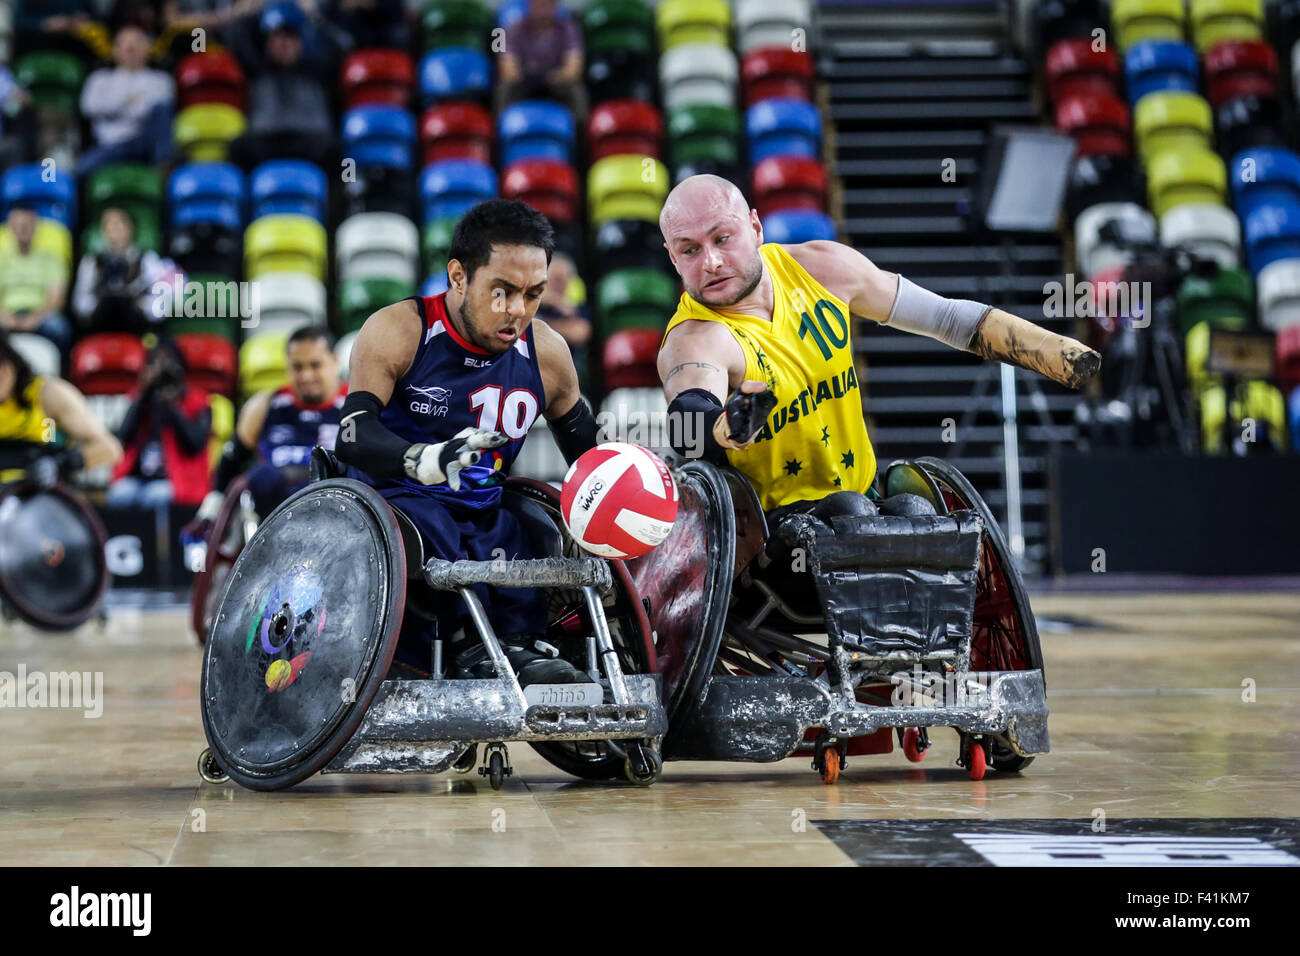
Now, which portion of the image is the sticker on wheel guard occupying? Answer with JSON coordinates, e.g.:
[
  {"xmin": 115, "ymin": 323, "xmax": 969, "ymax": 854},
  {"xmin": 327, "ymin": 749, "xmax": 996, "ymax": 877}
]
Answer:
[{"xmin": 523, "ymin": 683, "xmax": 604, "ymax": 706}]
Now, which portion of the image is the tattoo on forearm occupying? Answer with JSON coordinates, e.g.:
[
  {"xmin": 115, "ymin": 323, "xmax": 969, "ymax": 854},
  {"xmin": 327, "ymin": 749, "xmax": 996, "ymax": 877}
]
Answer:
[{"xmin": 665, "ymin": 361, "xmax": 722, "ymax": 381}]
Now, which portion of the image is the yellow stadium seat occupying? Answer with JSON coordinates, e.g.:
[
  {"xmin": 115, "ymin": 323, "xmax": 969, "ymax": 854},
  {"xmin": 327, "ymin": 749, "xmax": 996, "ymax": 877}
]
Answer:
[
  {"xmin": 588, "ymin": 155, "xmax": 670, "ymax": 224},
  {"xmin": 657, "ymin": 0, "xmax": 730, "ymax": 50},
  {"xmin": 1200, "ymin": 379, "xmax": 1286, "ymax": 452},
  {"xmin": 1135, "ymin": 91, "xmax": 1213, "ymax": 162},
  {"xmin": 174, "ymin": 104, "xmax": 246, "ymax": 162},
  {"xmin": 1190, "ymin": 0, "xmax": 1264, "ymax": 53},
  {"xmin": 1148, "ymin": 147, "xmax": 1227, "ymax": 218},
  {"xmin": 244, "ymin": 214, "xmax": 328, "ymax": 281},
  {"xmin": 207, "ymin": 392, "xmax": 234, "ymax": 470},
  {"xmin": 0, "ymin": 217, "xmax": 73, "ymax": 279},
  {"xmin": 1112, "ymin": 0, "xmax": 1185, "ymax": 51},
  {"xmin": 1185, "ymin": 321, "xmax": 1213, "ymax": 395},
  {"xmin": 239, "ymin": 330, "xmax": 290, "ymax": 398}
]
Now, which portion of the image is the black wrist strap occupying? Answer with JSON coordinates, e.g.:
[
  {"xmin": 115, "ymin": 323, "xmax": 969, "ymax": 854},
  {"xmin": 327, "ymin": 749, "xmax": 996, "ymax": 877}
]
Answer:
[{"xmin": 549, "ymin": 398, "xmax": 599, "ymax": 466}]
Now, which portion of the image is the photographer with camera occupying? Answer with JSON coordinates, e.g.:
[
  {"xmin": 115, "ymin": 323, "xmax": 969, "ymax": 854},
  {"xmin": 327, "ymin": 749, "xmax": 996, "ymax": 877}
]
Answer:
[
  {"xmin": 106, "ymin": 339, "xmax": 212, "ymax": 511},
  {"xmin": 72, "ymin": 208, "xmax": 175, "ymax": 336}
]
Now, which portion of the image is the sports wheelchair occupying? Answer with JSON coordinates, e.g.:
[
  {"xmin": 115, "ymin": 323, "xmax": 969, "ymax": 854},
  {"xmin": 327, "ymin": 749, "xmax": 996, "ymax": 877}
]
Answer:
[
  {"xmin": 625, "ymin": 458, "xmax": 1048, "ymax": 784},
  {"xmin": 197, "ymin": 449, "xmax": 666, "ymax": 791},
  {"xmin": 189, "ymin": 473, "xmax": 260, "ymax": 645}
]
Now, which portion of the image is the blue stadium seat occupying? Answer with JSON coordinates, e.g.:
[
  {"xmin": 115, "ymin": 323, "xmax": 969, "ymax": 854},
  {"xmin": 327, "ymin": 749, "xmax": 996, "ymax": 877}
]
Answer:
[
  {"xmin": 342, "ymin": 105, "xmax": 416, "ymax": 169},
  {"xmin": 1, "ymin": 163, "xmax": 76, "ymax": 226},
  {"xmin": 1290, "ymin": 384, "xmax": 1300, "ymax": 452},
  {"xmin": 761, "ymin": 208, "xmax": 835, "ymax": 243},
  {"xmin": 169, "ymin": 162, "xmax": 245, "ymax": 230},
  {"xmin": 1244, "ymin": 202, "xmax": 1300, "ymax": 275},
  {"xmin": 746, "ymin": 98, "xmax": 820, "ymax": 163},
  {"xmin": 251, "ymin": 160, "xmax": 329, "ymax": 222},
  {"xmin": 497, "ymin": 0, "xmax": 568, "ymax": 28},
  {"xmin": 1229, "ymin": 148, "xmax": 1300, "ymax": 220},
  {"xmin": 1124, "ymin": 40, "xmax": 1199, "ymax": 107},
  {"xmin": 419, "ymin": 48, "xmax": 491, "ymax": 107},
  {"xmin": 422, "ymin": 271, "xmax": 450, "ymax": 296},
  {"xmin": 498, "ymin": 100, "xmax": 576, "ymax": 166},
  {"xmin": 419, "ymin": 159, "xmax": 497, "ymax": 222}
]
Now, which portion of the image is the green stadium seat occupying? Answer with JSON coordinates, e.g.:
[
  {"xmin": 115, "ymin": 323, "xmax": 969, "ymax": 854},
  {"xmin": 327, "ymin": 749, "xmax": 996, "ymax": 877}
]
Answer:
[
  {"xmin": 338, "ymin": 276, "xmax": 418, "ymax": 333},
  {"xmin": 165, "ymin": 273, "xmax": 243, "ymax": 342},
  {"xmin": 86, "ymin": 163, "xmax": 163, "ymax": 243},
  {"xmin": 421, "ymin": 0, "xmax": 493, "ymax": 52},
  {"xmin": 1176, "ymin": 268, "xmax": 1253, "ymax": 336},
  {"xmin": 668, "ymin": 103, "xmax": 741, "ymax": 166},
  {"xmin": 584, "ymin": 0, "xmax": 655, "ymax": 57},
  {"xmin": 81, "ymin": 219, "xmax": 162, "ymax": 255},
  {"xmin": 15, "ymin": 51, "xmax": 85, "ymax": 114},
  {"xmin": 596, "ymin": 268, "xmax": 678, "ymax": 333},
  {"xmin": 421, "ymin": 215, "xmax": 459, "ymax": 274}
]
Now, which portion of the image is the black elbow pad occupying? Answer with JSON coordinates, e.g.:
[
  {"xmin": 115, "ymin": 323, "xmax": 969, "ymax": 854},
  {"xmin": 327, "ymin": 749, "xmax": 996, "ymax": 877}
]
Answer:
[
  {"xmin": 667, "ymin": 388, "xmax": 727, "ymax": 464},
  {"xmin": 549, "ymin": 398, "xmax": 599, "ymax": 466}
]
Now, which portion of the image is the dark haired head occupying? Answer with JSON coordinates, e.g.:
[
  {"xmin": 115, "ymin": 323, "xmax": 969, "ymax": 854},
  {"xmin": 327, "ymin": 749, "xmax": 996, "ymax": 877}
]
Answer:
[
  {"xmin": 287, "ymin": 325, "xmax": 335, "ymax": 351},
  {"xmin": 447, "ymin": 199, "xmax": 555, "ymax": 283},
  {"xmin": 0, "ymin": 329, "xmax": 37, "ymax": 410},
  {"xmin": 147, "ymin": 337, "xmax": 187, "ymax": 373}
]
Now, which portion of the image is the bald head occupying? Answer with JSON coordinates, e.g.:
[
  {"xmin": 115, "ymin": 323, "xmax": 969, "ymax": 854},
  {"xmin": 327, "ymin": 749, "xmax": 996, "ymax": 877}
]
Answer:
[
  {"xmin": 661, "ymin": 175, "xmax": 766, "ymax": 307},
  {"xmin": 659, "ymin": 174, "xmax": 751, "ymax": 241}
]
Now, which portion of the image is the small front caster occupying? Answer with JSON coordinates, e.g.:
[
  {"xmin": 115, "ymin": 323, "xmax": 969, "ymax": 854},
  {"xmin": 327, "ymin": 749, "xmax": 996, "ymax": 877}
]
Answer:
[
  {"xmin": 901, "ymin": 726, "xmax": 930, "ymax": 763},
  {"xmin": 812, "ymin": 732, "xmax": 845, "ymax": 785},
  {"xmin": 479, "ymin": 741, "xmax": 512, "ymax": 790},
  {"xmin": 959, "ymin": 735, "xmax": 987, "ymax": 781},
  {"xmin": 623, "ymin": 742, "xmax": 662, "ymax": 786},
  {"xmin": 452, "ymin": 744, "xmax": 477, "ymax": 774},
  {"xmin": 198, "ymin": 747, "xmax": 229, "ymax": 784}
]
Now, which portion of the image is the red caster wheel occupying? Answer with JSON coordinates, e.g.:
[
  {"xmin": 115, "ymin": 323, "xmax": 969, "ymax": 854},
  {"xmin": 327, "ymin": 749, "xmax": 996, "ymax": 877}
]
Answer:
[
  {"xmin": 820, "ymin": 747, "xmax": 840, "ymax": 785},
  {"xmin": 902, "ymin": 727, "xmax": 928, "ymax": 763},
  {"xmin": 966, "ymin": 738, "xmax": 986, "ymax": 781}
]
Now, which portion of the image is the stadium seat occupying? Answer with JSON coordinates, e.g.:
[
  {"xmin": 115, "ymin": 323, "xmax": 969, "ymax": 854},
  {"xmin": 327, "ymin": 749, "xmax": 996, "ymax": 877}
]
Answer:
[
  {"xmin": 761, "ymin": 208, "xmax": 836, "ymax": 243},
  {"xmin": 734, "ymin": 0, "xmax": 811, "ymax": 55},
  {"xmin": 1147, "ymin": 147, "xmax": 1227, "ymax": 217},
  {"xmin": 70, "ymin": 334, "xmax": 146, "ymax": 396},
  {"xmin": 511, "ymin": 415, "xmax": 569, "ymax": 483},
  {"xmin": 239, "ymin": 331, "xmax": 291, "ymax": 397},
  {"xmin": 175, "ymin": 333, "xmax": 238, "ymax": 398},
  {"xmin": 1215, "ymin": 94, "xmax": 1287, "ymax": 160},
  {"xmin": 15, "ymin": 51, "xmax": 84, "ymax": 114},
  {"xmin": 1256, "ymin": 257, "xmax": 1300, "ymax": 329},
  {"xmin": 1074, "ymin": 202, "xmax": 1156, "ymax": 275},
  {"xmin": 249, "ymin": 272, "xmax": 329, "ymax": 335},
  {"xmin": 502, "ymin": 160, "xmax": 580, "ymax": 223},
  {"xmin": 336, "ymin": 212, "xmax": 420, "ymax": 284},
  {"xmin": 1134, "ymin": 91, "xmax": 1213, "ymax": 161},
  {"xmin": 1, "ymin": 164, "xmax": 76, "ymax": 227},
  {"xmin": 657, "ymin": 0, "xmax": 730, "ymax": 50},
  {"xmin": 86, "ymin": 163, "xmax": 162, "ymax": 238},
  {"xmin": 588, "ymin": 101, "xmax": 664, "ymax": 162},
  {"xmin": 1204, "ymin": 40, "xmax": 1277, "ymax": 108},
  {"xmin": 602, "ymin": 328, "xmax": 662, "ymax": 389},
  {"xmin": 1055, "ymin": 93, "xmax": 1132, "ymax": 158},
  {"xmin": 207, "ymin": 392, "xmax": 234, "ymax": 469},
  {"xmin": 668, "ymin": 104, "xmax": 741, "ymax": 167},
  {"xmin": 660, "ymin": 44, "xmax": 739, "ymax": 114},
  {"xmin": 751, "ymin": 155, "xmax": 827, "ymax": 218},
  {"xmin": 165, "ymin": 273, "xmax": 243, "ymax": 341},
  {"xmin": 169, "ymin": 163, "xmax": 246, "ymax": 231},
  {"xmin": 1245, "ymin": 204, "xmax": 1300, "ymax": 274},
  {"xmin": 587, "ymin": 48, "xmax": 658, "ymax": 104},
  {"xmin": 8, "ymin": 333, "xmax": 61, "ymax": 379},
  {"xmin": 251, "ymin": 160, "xmax": 328, "ymax": 223},
  {"xmin": 335, "ymin": 331, "xmax": 359, "ymax": 378},
  {"xmin": 1066, "ymin": 154, "xmax": 1145, "ymax": 224},
  {"xmin": 1199, "ymin": 379, "xmax": 1285, "ymax": 452},
  {"xmin": 1033, "ymin": 0, "xmax": 1109, "ymax": 55},
  {"xmin": 1175, "ymin": 268, "xmax": 1252, "ymax": 338},
  {"xmin": 583, "ymin": 0, "xmax": 655, "ymax": 57},
  {"xmin": 1276, "ymin": 325, "xmax": 1300, "ymax": 392},
  {"xmin": 741, "ymin": 47, "xmax": 814, "ymax": 109},
  {"xmin": 1045, "ymin": 37, "xmax": 1121, "ymax": 105},
  {"xmin": 422, "ymin": 215, "xmax": 458, "ymax": 276},
  {"xmin": 746, "ymin": 98, "xmax": 821, "ymax": 163},
  {"xmin": 244, "ymin": 214, "xmax": 328, "ymax": 281},
  {"xmin": 418, "ymin": 48, "xmax": 491, "ymax": 106},
  {"xmin": 596, "ymin": 268, "xmax": 679, "ymax": 333},
  {"xmin": 1111, "ymin": 0, "xmax": 1185, "ymax": 52},
  {"xmin": 342, "ymin": 105, "xmax": 416, "ymax": 169},
  {"xmin": 419, "ymin": 159, "xmax": 497, "ymax": 222},
  {"xmin": 1290, "ymin": 382, "xmax": 1300, "ymax": 449},
  {"xmin": 170, "ymin": 221, "xmax": 242, "ymax": 277},
  {"xmin": 422, "ymin": 272, "xmax": 451, "ymax": 296},
  {"xmin": 176, "ymin": 50, "xmax": 246, "ymax": 111},
  {"xmin": 1124, "ymin": 40, "xmax": 1199, "ymax": 106},
  {"xmin": 420, "ymin": 0, "xmax": 493, "ymax": 52},
  {"xmin": 593, "ymin": 218, "xmax": 668, "ymax": 273},
  {"xmin": 420, "ymin": 102, "xmax": 492, "ymax": 165},
  {"xmin": 0, "ymin": 217, "xmax": 73, "ymax": 277},
  {"xmin": 1159, "ymin": 203, "xmax": 1242, "ymax": 269},
  {"xmin": 1228, "ymin": 147, "xmax": 1300, "ymax": 220},
  {"xmin": 598, "ymin": 388, "xmax": 669, "ymax": 452},
  {"xmin": 338, "ymin": 276, "xmax": 417, "ymax": 333},
  {"xmin": 588, "ymin": 155, "xmax": 670, "ymax": 224},
  {"xmin": 342, "ymin": 163, "xmax": 416, "ymax": 219},
  {"xmin": 498, "ymin": 101, "xmax": 576, "ymax": 166},
  {"xmin": 82, "ymin": 217, "xmax": 162, "ymax": 257},
  {"xmin": 174, "ymin": 104, "xmax": 247, "ymax": 162},
  {"xmin": 1190, "ymin": 0, "xmax": 1264, "ymax": 53},
  {"xmin": 341, "ymin": 48, "xmax": 415, "ymax": 109}
]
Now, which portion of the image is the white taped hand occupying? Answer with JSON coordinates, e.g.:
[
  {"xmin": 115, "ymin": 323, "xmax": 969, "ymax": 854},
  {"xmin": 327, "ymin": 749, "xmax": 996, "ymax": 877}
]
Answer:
[{"xmin": 406, "ymin": 427, "xmax": 509, "ymax": 490}]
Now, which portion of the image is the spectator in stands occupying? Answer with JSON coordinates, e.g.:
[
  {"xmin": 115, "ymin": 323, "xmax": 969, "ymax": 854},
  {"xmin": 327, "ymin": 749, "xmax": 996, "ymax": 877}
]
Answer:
[
  {"xmin": 325, "ymin": 0, "xmax": 408, "ymax": 50},
  {"xmin": 76, "ymin": 25, "xmax": 176, "ymax": 179},
  {"xmin": 107, "ymin": 338, "xmax": 213, "ymax": 511},
  {"xmin": 536, "ymin": 251, "xmax": 591, "ymax": 388},
  {"xmin": 72, "ymin": 208, "xmax": 175, "ymax": 337},
  {"xmin": 224, "ymin": 0, "xmax": 350, "ymax": 171},
  {"xmin": 0, "ymin": 206, "xmax": 74, "ymax": 361},
  {"xmin": 495, "ymin": 0, "xmax": 586, "ymax": 120},
  {"xmin": 0, "ymin": 66, "xmax": 38, "ymax": 169}
]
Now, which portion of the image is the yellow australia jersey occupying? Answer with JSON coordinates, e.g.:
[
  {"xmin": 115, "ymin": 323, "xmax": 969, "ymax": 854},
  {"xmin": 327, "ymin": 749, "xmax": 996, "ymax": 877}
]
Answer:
[
  {"xmin": 662, "ymin": 243, "xmax": 875, "ymax": 510},
  {"xmin": 0, "ymin": 375, "xmax": 49, "ymax": 482}
]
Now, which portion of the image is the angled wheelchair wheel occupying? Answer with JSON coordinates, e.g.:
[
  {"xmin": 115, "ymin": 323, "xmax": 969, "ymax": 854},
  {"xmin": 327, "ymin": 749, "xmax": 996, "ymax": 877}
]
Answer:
[
  {"xmin": 190, "ymin": 475, "xmax": 256, "ymax": 646},
  {"xmin": 505, "ymin": 478, "xmax": 660, "ymax": 782}
]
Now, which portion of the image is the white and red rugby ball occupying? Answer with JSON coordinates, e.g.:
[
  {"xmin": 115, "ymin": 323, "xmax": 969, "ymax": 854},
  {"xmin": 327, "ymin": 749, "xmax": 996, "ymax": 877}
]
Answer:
[{"xmin": 560, "ymin": 443, "xmax": 679, "ymax": 559}]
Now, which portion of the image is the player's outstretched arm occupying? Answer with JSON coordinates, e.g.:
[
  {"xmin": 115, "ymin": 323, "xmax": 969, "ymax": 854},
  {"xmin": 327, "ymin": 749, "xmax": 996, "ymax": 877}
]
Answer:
[
  {"xmin": 39, "ymin": 376, "xmax": 123, "ymax": 471},
  {"xmin": 787, "ymin": 240, "xmax": 1101, "ymax": 390}
]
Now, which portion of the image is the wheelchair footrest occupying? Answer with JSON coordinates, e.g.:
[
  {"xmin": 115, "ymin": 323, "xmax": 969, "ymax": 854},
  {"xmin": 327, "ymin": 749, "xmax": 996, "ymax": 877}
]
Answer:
[{"xmin": 526, "ymin": 703, "xmax": 665, "ymax": 737}]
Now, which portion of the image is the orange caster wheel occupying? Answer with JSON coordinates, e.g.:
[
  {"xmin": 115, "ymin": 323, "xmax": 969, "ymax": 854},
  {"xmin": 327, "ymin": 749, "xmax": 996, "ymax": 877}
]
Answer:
[
  {"xmin": 902, "ymin": 727, "xmax": 928, "ymax": 762},
  {"xmin": 966, "ymin": 738, "xmax": 986, "ymax": 781},
  {"xmin": 821, "ymin": 747, "xmax": 840, "ymax": 785}
]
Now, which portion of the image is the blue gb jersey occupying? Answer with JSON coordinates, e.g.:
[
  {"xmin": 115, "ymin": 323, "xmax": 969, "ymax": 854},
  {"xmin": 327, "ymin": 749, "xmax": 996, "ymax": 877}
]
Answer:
[
  {"xmin": 260, "ymin": 383, "xmax": 348, "ymax": 478},
  {"xmin": 349, "ymin": 293, "xmax": 545, "ymax": 510}
]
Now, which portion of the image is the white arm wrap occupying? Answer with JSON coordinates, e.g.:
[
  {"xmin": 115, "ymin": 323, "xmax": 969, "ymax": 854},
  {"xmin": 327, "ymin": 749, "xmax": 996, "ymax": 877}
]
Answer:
[{"xmin": 884, "ymin": 275, "xmax": 991, "ymax": 351}]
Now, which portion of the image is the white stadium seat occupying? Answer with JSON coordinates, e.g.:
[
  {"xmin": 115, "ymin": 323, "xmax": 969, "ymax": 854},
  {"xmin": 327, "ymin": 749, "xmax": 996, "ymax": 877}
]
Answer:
[
  {"xmin": 8, "ymin": 333, "xmax": 61, "ymax": 379},
  {"xmin": 1074, "ymin": 202, "xmax": 1156, "ymax": 276},
  {"xmin": 334, "ymin": 331, "xmax": 358, "ymax": 380},
  {"xmin": 660, "ymin": 44, "xmax": 739, "ymax": 114},
  {"xmin": 1160, "ymin": 202, "xmax": 1242, "ymax": 270},
  {"xmin": 735, "ymin": 0, "xmax": 812, "ymax": 55},
  {"xmin": 1256, "ymin": 257, "xmax": 1300, "ymax": 331},
  {"xmin": 251, "ymin": 272, "xmax": 328, "ymax": 335},
  {"xmin": 336, "ymin": 212, "xmax": 419, "ymax": 284}
]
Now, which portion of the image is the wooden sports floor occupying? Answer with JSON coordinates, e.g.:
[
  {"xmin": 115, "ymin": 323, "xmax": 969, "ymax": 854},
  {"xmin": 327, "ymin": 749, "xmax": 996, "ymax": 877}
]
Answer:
[{"xmin": 2, "ymin": 588, "xmax": 1297, "ymax": 866}]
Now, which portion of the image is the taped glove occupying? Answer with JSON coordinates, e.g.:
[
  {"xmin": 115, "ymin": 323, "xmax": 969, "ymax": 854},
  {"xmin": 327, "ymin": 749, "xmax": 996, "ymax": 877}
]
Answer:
[{"xmin": 403, "ymin": 427, "xmax": 508, "ymax": 491}]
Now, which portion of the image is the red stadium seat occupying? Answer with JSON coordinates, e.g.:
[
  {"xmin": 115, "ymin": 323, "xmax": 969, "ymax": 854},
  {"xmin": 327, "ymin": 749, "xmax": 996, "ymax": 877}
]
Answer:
[
  {"xmin": 1044, "ymin": 37, "xmax": 1120, "ymax": 105},
  {"xmin": 502, "ymin": 159, "xmax": 580, "ymax": 223},
  {"xmin": 175, "ymin": 333, "xmax": 237, "ymax": 398},
  {"xmin": 419, "ymin": 102, "xmax": 493, "ymax": 165},
  {"xmin": 70, "ymin": 333, "xmax": 146, "ymax": 396},
  {"xmin": 751, "ymin": 155, "xmax": 828, "ymax": 219},
  {"xmin": 342, "ymin": 48, "xmax": 415, "ymax": 109},
  {"xmin": 1204, "ymin": 40, "xmax": 1277, "ymax": 109},
  {"xmin": 1084, "ymin": 264, "xmax": 1130, "ymax": 351},
  {"xmin": 1277, "ymin": 323, "xmax": 1300, "ymax": 395},
  {"xmin": 1055, "ymin": 93, "xmax": 1131, "ymax": 158},
  {"xmin": 176, "ymin": 51, "xmax": 246, "ymax": 111},
  {"xmin": 588, "ymin": 100, "xmax": 663, "ymax": 162},
  {"xmin": 602, "ymin": 328, "xmax": 662, "ymax": 390},
  {"xmin": 740, "ymin": 47, "xmax": 814, "ymax": 109}
]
